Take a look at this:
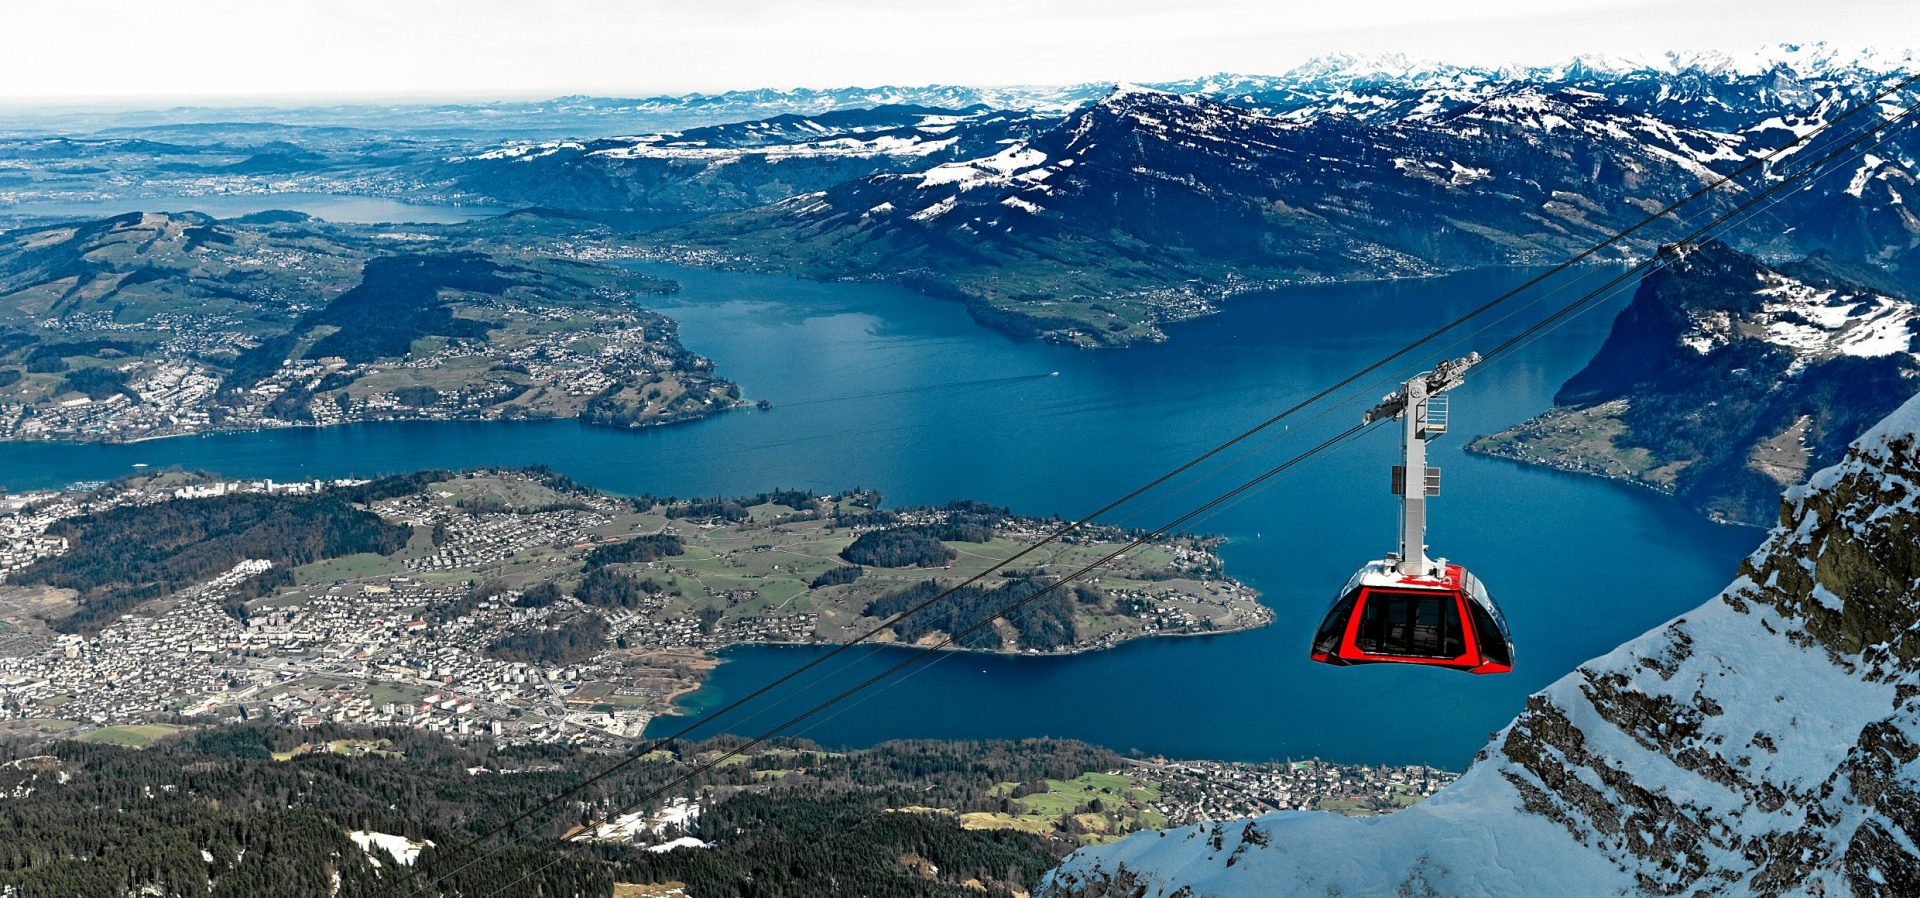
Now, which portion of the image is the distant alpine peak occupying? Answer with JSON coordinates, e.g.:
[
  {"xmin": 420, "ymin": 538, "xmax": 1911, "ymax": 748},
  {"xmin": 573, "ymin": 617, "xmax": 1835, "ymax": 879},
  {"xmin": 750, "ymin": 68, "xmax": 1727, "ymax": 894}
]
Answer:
[
  {"xmin": 1280, "ymin": 51, "xmax": 1468, "ymax": 84},
  {"xmin": 1098, "ymin": 83, "xmax": 1182, "ymax": 106},
  {"xmin": 1273, "ymin": 42, "xmax": 1911, "ymax": 88}
]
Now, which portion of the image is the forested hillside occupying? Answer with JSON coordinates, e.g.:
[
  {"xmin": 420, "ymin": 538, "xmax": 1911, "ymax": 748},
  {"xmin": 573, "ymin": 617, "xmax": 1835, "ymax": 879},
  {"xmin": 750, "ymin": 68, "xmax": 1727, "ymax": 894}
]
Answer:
[{"xmin": 0, "ymin": 724, "xmax": 1120, "ymax": 898}]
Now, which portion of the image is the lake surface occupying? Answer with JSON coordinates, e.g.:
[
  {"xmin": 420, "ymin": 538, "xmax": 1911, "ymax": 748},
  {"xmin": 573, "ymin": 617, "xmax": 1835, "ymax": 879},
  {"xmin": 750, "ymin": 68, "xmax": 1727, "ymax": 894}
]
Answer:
[
  {"xmin": 0, "ymin": 192, "xmax": 496, "ymax": 225},
  {"xmin": 0, "ymin": 263, "xmax": 1758, "ymax": 767}
]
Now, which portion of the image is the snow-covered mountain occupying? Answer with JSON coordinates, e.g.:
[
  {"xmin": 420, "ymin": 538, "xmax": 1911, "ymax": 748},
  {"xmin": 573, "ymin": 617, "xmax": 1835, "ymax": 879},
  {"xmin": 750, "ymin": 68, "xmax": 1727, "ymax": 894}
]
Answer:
[
  {"xmin": 1474, "ymin": 241, "xmax": 1920, "ymax": 526},
  {"xmin": 1149, "ymin": 43, "xmax": 1920, "ymax": 131},
  {"xmin": 1044, "ymin": 389, "xmax": 1920, "ymax": 896},
  {"xmin": 636, "ymin": 41, "xmax": 1919, "ymax": 346},
  {"xmin": 651, "ymin": 85, "xmax": 1812, "ymax": 344},
  {"xmin": 430, "ymin": 105, "xmax": 1055, "ymax": 220}
]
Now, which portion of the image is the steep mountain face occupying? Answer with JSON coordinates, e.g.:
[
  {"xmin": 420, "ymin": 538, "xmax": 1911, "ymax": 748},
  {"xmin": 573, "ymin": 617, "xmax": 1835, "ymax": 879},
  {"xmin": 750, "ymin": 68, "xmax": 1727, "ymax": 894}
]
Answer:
[
  {"xmin": 1472, "ymin": 240, "xmax": 1919, "ymax": 525},
  {"xmin": 1044, "ymin": 392, "xmax": 1920, "ymax": 897},
  {"xmin": 433, "ymin": 105, "xmax": 1058, "ymax": 222},
  {"xmin": 654, "ymin": 85, "xmax": 1770, "ymax": 345}
]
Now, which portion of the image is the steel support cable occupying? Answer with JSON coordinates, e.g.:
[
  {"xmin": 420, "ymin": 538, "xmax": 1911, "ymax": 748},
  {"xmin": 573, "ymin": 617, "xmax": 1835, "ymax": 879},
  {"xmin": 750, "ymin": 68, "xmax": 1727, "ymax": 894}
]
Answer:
[
  {"xmin": 465, "ymin": 422, "xmax": 1378, "ymax": 898},
  {"xmin": 383, "ymin": 74, "xmax": 1920, "ymax": 898}
]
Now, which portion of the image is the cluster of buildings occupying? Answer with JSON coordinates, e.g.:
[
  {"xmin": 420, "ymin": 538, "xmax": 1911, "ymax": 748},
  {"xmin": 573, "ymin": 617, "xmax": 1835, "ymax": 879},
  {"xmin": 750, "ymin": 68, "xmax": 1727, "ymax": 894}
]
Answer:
[
  {"xmin": 0, "ymin": 470, "xmax": 1272, "ymax": 758},
  {"xmin": 0, "ymin": 563, "xmax": 656, "ymax": 747},
  {"xmin": 0, "ymin": 476, "xmax": 658, "ymax": 746},
  {"xmin": 0, "ymin": 296, "xmax": 727, "ymax": 442},
  {"xmin": 0, "ymin": 315, "xmax": 251, "ymax": 441},
  {"xmin": 1131, "ymin": 757, "xmax": 1458, "ymax": 823},
  {"xmin": 398, "ymin": 500, "xmax": 616, "ymax": 572},
  {"xmin": 0, "ymin": 471, "xmax": 843, "ymax": 748}
]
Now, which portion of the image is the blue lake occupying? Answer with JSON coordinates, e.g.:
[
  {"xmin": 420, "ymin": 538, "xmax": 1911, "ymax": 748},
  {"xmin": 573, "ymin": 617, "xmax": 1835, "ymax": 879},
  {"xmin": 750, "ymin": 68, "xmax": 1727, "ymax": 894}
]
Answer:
[{"xmin": 0, "ymin": 263, "xmax": 1757, "ymax": 767}]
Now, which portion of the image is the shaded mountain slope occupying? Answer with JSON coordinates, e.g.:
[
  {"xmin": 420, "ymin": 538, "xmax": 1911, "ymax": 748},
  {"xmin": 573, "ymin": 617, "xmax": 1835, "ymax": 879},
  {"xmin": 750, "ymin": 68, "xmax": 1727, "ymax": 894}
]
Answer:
[{"xmin": 1472, "ymin": 240, "xmax": 1919, "ymax": 525}]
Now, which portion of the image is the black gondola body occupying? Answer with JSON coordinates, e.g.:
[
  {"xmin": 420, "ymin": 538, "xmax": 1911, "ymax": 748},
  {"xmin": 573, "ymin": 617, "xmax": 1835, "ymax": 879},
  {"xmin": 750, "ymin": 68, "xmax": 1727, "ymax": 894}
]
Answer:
[{"xmin": 1309, "ymin": 354, "xmax": 1515, "ymax": 674}]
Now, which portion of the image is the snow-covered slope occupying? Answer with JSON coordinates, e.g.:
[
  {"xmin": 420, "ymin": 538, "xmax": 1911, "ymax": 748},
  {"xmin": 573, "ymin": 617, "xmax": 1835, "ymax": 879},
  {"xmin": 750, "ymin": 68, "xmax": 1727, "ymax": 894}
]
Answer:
[
  {"xmin": 1469, "ymin": 240, "xmax": 1920, "ymax": 526},
  {"xmin": 1044, "ymin": 392, "xmax": 1920, "ymax": 897},
  {"xmin": 432, "ymin": 105, "xmax": 1056, "ymax": 217}
]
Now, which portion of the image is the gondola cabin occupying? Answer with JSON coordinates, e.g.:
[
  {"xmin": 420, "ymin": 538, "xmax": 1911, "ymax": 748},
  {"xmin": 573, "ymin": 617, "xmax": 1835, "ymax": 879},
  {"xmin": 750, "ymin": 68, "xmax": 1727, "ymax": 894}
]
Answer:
[
  {"xmin": 1307, "ymin": 352, "xmax": 1515, "ymax": 674},
  {"xmin": 1310, "ymin": 559, "xmax": 1512, "ymax": 674}
]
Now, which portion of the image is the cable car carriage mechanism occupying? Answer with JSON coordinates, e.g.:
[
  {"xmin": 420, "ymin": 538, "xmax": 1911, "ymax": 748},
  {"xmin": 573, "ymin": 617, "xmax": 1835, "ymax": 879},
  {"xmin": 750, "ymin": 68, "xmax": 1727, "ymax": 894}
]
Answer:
[{"xmin": 1310, "ymin": 353, "xmax": 1514, "ymax": 675}]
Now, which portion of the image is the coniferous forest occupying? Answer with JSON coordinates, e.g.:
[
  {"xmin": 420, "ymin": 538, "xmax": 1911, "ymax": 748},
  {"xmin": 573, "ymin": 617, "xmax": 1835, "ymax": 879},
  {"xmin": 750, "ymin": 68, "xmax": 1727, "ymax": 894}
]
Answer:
[{"xmin": 0, "ymin": 724, "xmax": 1120, "ymax": 897}]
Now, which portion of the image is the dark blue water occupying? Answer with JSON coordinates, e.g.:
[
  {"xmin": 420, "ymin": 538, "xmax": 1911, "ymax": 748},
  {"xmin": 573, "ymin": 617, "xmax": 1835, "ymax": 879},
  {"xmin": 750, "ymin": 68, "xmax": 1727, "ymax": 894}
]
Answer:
[{"xmin": 0, "ymin": 263, "xmax": 1757, "ymax": 767}]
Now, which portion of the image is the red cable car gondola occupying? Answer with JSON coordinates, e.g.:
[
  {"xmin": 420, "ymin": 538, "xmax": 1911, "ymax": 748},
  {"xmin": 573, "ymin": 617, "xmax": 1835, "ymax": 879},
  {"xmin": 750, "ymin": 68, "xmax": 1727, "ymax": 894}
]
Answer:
[{"xmin": 1309, "ymin": 353, "xmax": 1513, "ymax": 675}]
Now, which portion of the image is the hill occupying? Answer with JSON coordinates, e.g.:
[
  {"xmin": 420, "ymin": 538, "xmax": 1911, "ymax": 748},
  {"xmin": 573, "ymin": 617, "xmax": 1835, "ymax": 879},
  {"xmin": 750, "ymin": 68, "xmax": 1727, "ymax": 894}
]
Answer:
[
  {"xmin": 1471, "ymin": 240, "xmax": 1919, "ymax": 525},
  {"xmin": 0, "ymin": 212, "xmax": 740, "ymax": 441}
]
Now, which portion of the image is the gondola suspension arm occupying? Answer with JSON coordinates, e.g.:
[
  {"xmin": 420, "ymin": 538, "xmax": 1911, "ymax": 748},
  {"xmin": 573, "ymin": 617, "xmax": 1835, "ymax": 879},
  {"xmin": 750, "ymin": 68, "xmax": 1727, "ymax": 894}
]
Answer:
[{"xmin": 1362, "ymin": 352, "xmax": 1480, "ymax": 578}]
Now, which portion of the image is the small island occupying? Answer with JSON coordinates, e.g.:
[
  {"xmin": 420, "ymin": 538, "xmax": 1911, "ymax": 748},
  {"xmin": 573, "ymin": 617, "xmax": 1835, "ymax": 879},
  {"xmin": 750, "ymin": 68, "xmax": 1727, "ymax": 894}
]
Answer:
[{"xmin": 0, "ymin": 468, "xmax": 1266, "ymax": 748}]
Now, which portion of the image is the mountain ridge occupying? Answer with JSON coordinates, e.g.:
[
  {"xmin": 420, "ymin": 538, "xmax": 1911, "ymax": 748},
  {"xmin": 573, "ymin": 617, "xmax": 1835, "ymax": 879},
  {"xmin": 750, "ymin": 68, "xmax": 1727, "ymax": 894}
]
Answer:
[
  {"xmin": 1471, "ymin": 240, "xmax": 1920, "ymax": 526},
  {"xmin": 644, "ymin": 85, "xmax": 1780, "ymax": 345}
]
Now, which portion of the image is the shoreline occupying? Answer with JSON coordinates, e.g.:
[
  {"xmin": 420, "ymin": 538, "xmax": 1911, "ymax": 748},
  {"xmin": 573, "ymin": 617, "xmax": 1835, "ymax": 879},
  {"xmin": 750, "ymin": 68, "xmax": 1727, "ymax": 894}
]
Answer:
[
  {"xmin": 1463, "ymin": 439, "xmax": 1762, "ymax": 530},
  {"xmin": 630, "ymin": 247, "xmax": 1637, "ymax": 349},
  {"xmin": 654, "ymin": 608, "xmax": 1276, "ymax": 719},
  {"xmin": 0, "ymin": 399, "xmax": 755, "ymax": 450}
]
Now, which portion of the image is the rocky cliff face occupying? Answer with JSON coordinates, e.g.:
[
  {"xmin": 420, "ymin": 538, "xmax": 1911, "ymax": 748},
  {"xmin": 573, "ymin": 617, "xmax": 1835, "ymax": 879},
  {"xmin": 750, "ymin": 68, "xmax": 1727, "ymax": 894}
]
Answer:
[
  {"xmin": 1472, "ymin": 240, "xmax": 1920, "ymax": 526},
  {"xmin": 1044, "ymin": 392, "xmax": 1920, "ymax": 897}
]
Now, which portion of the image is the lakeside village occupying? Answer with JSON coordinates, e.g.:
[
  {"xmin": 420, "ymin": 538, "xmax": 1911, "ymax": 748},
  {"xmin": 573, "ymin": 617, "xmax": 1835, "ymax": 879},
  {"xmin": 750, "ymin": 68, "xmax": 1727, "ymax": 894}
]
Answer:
[
  {"xmin": 0, "ymin": 475, "xmax": 1453, "ymax": 823},
  {"xmin": 0, "ymin": 301, "xmax": 723, "ymax": 442}
]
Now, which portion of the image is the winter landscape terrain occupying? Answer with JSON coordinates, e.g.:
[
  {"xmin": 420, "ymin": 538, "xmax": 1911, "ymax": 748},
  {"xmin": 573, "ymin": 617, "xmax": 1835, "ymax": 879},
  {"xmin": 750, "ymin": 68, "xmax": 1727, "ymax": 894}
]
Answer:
[{"xmin": 1, "ymin": 37, "xmax": 1918, "ymax": 898}]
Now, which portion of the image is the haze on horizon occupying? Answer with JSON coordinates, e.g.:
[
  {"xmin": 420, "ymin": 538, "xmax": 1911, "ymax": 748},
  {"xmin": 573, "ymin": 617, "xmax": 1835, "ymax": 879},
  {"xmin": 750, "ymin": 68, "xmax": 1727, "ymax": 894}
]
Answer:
[{"xmin": 3, "ymin": 0, "xmax": 1917, "ymax": 106}]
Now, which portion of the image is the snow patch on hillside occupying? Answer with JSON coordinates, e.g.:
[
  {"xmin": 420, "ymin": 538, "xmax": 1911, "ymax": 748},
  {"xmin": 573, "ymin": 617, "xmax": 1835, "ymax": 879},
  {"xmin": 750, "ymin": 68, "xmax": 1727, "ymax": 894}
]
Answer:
[
  {"xmin": 348, "ymin": 830, "xmax": 432, "ymax": 867},
  {"xmin": 1676, "ymin": 269, "xmax": 1920, "ymax": 365},
  {"xmin": 588, "ymin": 796, "xmax": 703, "ymax": 847}
]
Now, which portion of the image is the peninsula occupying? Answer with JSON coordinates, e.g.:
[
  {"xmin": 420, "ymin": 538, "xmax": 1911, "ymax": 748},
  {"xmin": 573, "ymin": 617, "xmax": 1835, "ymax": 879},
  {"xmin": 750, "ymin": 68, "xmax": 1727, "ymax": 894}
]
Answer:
[{"xmin": 0, "ymin": 468, "xmax": 1267, "ymax": 749}]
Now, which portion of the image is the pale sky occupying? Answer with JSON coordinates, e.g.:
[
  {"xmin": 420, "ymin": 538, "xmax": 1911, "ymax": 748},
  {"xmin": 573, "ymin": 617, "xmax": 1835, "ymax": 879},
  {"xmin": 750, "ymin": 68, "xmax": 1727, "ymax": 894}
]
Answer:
[{"xmin": 3, "ymin": 0, "xmax": 1916, "ymax": 104}]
